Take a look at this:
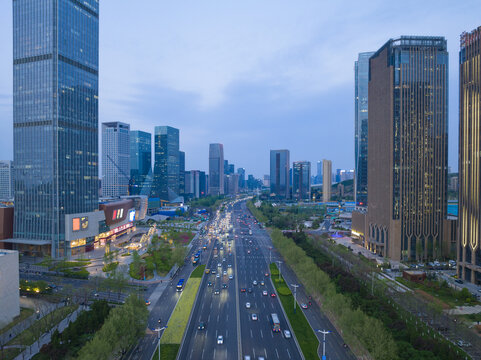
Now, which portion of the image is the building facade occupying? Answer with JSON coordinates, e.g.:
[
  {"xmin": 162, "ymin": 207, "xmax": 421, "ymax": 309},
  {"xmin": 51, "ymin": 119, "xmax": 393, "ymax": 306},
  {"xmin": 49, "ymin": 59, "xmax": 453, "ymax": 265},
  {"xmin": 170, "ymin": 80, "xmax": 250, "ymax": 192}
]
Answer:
[
  {"xmin": 102, "ymin": 122, "xmax": 130, "ymax": 198},
  {"xmin": 458, "ymin": 27, "xmax": 481, "ymax": 285},
  {"xmin": 129, "ymin": 130, "xmax": 151, "ymax": 196},
  {"xmin": 209, "ymin": 144, "xmax": 224, "ymax": 196},
  {"xmin": 0, "ymin": 250, "xmax": 20, "ymax": 327},
  {"xmin": 153, "ymin": 126, "xmax": 180, "ymax": 201},
  {"xmin": 355, "ymin": 52, "xmax": 375, "ymax": 206},
  {"xmin": 179, "ymin": 151, "xmax": 185, "ymax": 195},
  {"xmin": 293, "ymin": 161, "xmax": 311, "ymax": 202},
  {"xmin": 270, "ymin": 150, "xmax": 290, "ymax": 199},
  {"xmin": 322, "ymin": 159, "xmax": 332, "ymax": 202},
  {"xmin": 12, "ymin": 0, "xmax": 99, "ymax": 257},
  {"xmin": 0, "ymin": 161, "xmax": 14, "ymax": 201},
  {"xmin": 237, "ymin": 167, "xmax": 246, "ymax": 189},
  {"xmin": 367, "ymin": 36, "xmax": 448, "ymax": 261}
]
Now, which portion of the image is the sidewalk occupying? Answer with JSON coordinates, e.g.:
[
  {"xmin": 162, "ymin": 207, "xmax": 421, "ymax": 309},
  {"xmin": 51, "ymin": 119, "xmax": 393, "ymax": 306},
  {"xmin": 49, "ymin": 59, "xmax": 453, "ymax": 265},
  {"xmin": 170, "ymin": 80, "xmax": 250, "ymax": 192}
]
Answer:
[{"xmin": 13, "ymin": 306, "xmax": 84, "ymax": 360}]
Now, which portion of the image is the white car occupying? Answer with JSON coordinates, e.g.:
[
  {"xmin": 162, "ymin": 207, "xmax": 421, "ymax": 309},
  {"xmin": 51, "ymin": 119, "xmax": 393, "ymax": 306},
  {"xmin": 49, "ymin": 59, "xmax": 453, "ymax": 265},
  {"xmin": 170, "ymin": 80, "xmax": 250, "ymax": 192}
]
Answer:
[
  {"xmin": 251, "ymin": 313, "xmax": 258, "ymax": 321},
  {"xmin": 216, "ymin": 274, "xmax": 220, "ymax": 278},
  {"xmin": 284, "ymin": 330, "xmax": 291, "ymax": 338},
  {"xmin": 217, "ymin": 263, "xmax": 222, "ymax": 268},
  {"xmin": 246, "ymin": 302, "xmax": 251, "ymax": 309},
  {"xmin": 253, "ymin": 280, "xmax": 258, "ymax": 286},
  {"xmin": 223, "ymin": 271, "xmax": 227, "ymax": 276},
  {"xmin": 262, "ymin": 290, "xmax": 268, "ymax": 296},
  {"xmin": 229, "ymin": 275, "xmax": 233, "ymax": 280},
  {"xmin": 217, "ymin": 335, "xmax": 223, "ymax": 344}
]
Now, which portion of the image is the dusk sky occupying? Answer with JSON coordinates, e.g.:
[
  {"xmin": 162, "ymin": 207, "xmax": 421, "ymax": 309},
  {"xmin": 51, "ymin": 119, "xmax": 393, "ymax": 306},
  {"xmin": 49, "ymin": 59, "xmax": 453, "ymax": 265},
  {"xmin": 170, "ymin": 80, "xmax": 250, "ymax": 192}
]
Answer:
[{"xmin": 0, "ymin": 1, "xmax": 480, "ymax": 178}]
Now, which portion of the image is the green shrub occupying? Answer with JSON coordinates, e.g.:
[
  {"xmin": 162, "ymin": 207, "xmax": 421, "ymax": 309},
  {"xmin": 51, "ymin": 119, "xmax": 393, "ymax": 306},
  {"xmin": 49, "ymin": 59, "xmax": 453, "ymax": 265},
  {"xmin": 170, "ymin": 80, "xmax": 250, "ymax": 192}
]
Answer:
[{"xmin": 276, "ymin": 286, "xmax": 291, "ymax": 296}]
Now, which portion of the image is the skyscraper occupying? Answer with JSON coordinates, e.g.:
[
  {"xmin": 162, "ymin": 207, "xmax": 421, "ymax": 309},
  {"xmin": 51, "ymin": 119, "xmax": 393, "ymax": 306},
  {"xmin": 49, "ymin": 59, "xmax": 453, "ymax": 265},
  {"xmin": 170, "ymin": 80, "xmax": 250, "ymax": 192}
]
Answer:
[
  {"xmin": 458, "ymin": 27, "xmax": 481, "ymax": 284},
  {"xmin": 12, "ymin": 0, "xmax": 99, "ymax": 257},
  {"xmin": 129, "ymin": 130, "xmax": 151, "ymax": 196},
  {"xmin": 237, "ymin": 167, "xmax": 246, "ymax": 189},
  {"xmin": 367, "ymin": 36, "xmax": 448, "ymax": 261},
  {"xmin": 209, "ymin": 144, "xmax": 224, "ymax": 196},
  {"xmin": 179, "ymin": 151, "xmax": 185, "ymax": 195},
  {"xmin": 316, "ymin": 160, "xmax": 322, "ymax": 185},
  {"xmin": 270, "ymin": 150, "xmax": 290, "ymax": 199},
  {"xmin": 102, "ymin": 122, "xmax": 130, "ymax": 198},
  {"xmin": 322, "ymin": 160, "xmax": 332, "ymax": 203},
  {"xmin": 293, "ymin": 161, "xmax": 311, "ymax": 202},
  {"xmin": 153, "ymin": 126, "xmax": 180, "ymax": 201},
  {"xmin": 0, "ymin": 161, "xmax": 14, "ymax": 201},
  {"xmin": 354, "ymin": 52, "xmax": 375, "ymax": 206}
]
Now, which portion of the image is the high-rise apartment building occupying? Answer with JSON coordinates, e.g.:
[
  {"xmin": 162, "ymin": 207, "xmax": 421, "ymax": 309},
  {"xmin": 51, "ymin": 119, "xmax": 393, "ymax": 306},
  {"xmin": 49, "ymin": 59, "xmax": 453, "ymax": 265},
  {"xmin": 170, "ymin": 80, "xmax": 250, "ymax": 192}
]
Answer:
[
  {"xmin": 293, "ymin": 161, "xmax": 311, "ymax": 202},
  {"xmin": 0, "ymin": 161, "xmax": 14, "ymax": 201},
  {"xmin": 367, "ymin": 36, "xmax": 448, "ymax": 261},
  {"xmin": 322, "ymin": 160, "xmax": 332, "ymax": 202},
  {"xmin": 12, "ymin": 0, "xmax": 99, "ymax": 257},
  {"xmin": 269, "ymin": 150, "xmax": 290, "ymax": 199},
  {"xmin": 102, "ymin": 122, "xmax": 130, "ymax": 198},
  {"xmin": 209, "ymin": 144, "xmax": 224, "ymax": 196},
  {"xmin": 458, "ymin": 27, "xmax": 481, "ymax": 285},
  {"xmin": 129, "ymin": 131, "xmax": 151, "ymax": 196},
  {"xmin": 153, "ymin": 126, "xmax": 180, "ymax": 201},
  {"xmin": 355, "ymin": 52, "xmax": 375, "ymax": 206}
]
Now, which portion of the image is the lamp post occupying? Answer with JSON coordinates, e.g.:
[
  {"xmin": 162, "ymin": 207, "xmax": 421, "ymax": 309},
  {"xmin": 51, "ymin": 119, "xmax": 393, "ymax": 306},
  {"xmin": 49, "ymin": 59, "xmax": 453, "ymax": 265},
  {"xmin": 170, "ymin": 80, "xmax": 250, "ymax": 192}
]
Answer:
[
  {"xmin": 291, "ymin": 284, "xmax": 299, "ymax": 313},
  {"xmin": 276, "ymin": 261, "xmax": 283, "ymax": 281},
  {"xmin": 154, "ymin": 326, "xmax": 167, "ymax": 360},
  {"xmin": 269, "ymin": 246, "xmax": 272, "ymax": 264},
  {"xmin": 316, "ymin": 329, "xmax": 331, "ymax": 360}
]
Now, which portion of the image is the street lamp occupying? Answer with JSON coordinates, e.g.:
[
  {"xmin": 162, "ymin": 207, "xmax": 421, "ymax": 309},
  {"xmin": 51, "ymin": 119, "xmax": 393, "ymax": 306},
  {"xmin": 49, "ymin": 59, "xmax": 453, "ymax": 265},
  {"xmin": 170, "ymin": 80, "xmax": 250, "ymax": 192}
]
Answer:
[
  {"xmin": 316, "ymin": 329, "xmax": 331, "ymax": 360},
  {"xmin": 154, "ymin": 326, "xmax": 167, "ymax": 360},
  {"xmin": 275, "ymin": 261, "xmax": 283, "ymax": 281},
  {"xmin": 291, "ymin": 284, "xmax": 299, "ymax": 313},
  {"xmin": 269, "ymin": 246, "xmax": 272, "ymax": 264}
]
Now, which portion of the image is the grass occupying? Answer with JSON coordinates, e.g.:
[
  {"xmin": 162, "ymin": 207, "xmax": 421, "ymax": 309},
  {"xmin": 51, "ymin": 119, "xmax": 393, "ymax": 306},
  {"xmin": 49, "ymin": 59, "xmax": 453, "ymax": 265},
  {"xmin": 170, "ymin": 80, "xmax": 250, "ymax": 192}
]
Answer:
[
  {"xmin": 102, "ymin": 261, "xmax": 119, "ymax": 272},
  {"xmin": 160, "ymin": 277, "xmax": 202, "ymax": 344},
  {"xmin": 1, "ymin": 347, "xmax": 23, "ymax": 360},
  {"xmin": 7, "ymin": 305, "xmax": 78, "ymax": 347},
  {"xmin": 190, "ymin": 265, "xmax": 206, "ymax": 278},
  {"xmin": 152, "ymin": 344, "xmax": 180, "ymax": 360},
  {"xmin": 0, "ymin": 308, "xmax": 35, "ymax": 335},
  {"xmin": 270, "ymin": 263, "xmax": 319, "ymax": 360}
]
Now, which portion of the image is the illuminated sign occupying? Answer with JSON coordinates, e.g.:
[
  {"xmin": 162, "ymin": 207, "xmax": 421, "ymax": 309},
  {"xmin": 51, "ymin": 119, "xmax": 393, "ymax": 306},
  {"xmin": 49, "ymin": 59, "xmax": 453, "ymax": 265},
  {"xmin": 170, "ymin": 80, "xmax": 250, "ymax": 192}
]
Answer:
[
  {"xmin": 112, "ymin": 208, "xmax": 124, "ymax": 220},
  {"xmin": 72, "ymin": 217, "xmax": 88, "ymax": 232},
  {"xmin": 129, "ymin": 210, "xmax": 136, "ymax": 222}
]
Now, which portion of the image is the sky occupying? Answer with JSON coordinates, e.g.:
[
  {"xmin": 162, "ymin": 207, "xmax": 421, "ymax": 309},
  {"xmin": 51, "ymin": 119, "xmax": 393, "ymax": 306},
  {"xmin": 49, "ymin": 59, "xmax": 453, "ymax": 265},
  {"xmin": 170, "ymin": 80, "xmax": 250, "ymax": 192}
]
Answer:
[{"xmin": 0, "ymin": 1, "xmax": 480, "ymax": 178}]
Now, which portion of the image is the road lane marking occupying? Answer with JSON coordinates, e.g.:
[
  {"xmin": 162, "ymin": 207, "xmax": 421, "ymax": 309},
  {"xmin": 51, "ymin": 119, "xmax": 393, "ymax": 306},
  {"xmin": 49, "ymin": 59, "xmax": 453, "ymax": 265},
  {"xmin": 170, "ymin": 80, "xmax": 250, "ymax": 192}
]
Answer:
[
  {"xmin": 250, "ymin": 329, "xmax": 253, "ymax": 338},
  {"xmin": 260, "ymin": 329, "xmax": 263, "ymax": 338},
  {"xmin": 287, "ymin": 348, "xmax": 291, "ymax": 359},
  {"xmin": 275, "ymin": 348, "xmax": 279, "ymax": 358}
]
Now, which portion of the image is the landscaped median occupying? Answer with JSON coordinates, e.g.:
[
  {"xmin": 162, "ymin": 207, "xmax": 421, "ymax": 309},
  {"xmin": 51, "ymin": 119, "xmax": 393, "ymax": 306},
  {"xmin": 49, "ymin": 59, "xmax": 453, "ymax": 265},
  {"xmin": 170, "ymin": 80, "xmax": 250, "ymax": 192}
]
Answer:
[
  {"xmin": 270, "ymin": 263, "xmax": 319, "ymax": 360},
  {"xmin": 156, "ymin": 265, "xmax": 205, "ymax": 360}
]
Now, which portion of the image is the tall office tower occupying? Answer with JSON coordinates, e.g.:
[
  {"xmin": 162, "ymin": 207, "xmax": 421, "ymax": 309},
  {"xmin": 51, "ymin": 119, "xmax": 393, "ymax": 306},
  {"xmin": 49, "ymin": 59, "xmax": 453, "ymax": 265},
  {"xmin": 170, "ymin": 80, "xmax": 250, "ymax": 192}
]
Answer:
[
  {"xmin": 322, "ymin": 160, "xmax": 332, "ymax": 202},
  {"xmin": 224, "ymin": 160, "xmax": 229, "ymax": 175},
  {"xmin": 459, "ymin": 27, "xmax": 481, "ymax": 284},
  {"xmin": 153, "ymin": 126, "xmax": 180, "ymax": 201},
  {"xmin": 355, "ymin": 52, "xmax": 375, "ymax": 206},
  {"xmin": 102, "ymin": 122, "xmax": 130, "ymax": 197},
  {"xmin": 12, "ymin": 0, "xmax": 99, "ymax": 257},
  {"xmin": 199, "ymin": 171, "xmax": 207, "ymax": 197},
  {"xmin": 293, "ymin": 161, "xmax": 311, "ymax": 202},
  {"xmin": 179, "ymin": 151, "xmax": 185, "ymax": 195},
  {"xmin": 228, "ymin": 174, "xmax": 239, "ymax": 195},
  {"xmin": 209, "ymin": 144, "xmax": 224, "ymax": 195},
  {"xmin": 0, "ymin": 161, "xmax": 14, "ymax": 201},
  {"xmin": 367, "ymin": 36, "xmax": 448, "ymax": 261},
  {"xmin": 237, "ymin": 167, "xmax": 246, "ymax": 189},
  {"xmin": 228, "ymin": 164, "xmax": 235, "ymax": 175},
  {"xmin": 269, "ymin": 150, "xmax": 290, "ymax": 199},
  {"xmin": 129, "ymin": 131, "xmax": 151, "ymax": 196},
  {"xmin": 316, "ymin": 160, "xmax": 322, "ymax": 185}
]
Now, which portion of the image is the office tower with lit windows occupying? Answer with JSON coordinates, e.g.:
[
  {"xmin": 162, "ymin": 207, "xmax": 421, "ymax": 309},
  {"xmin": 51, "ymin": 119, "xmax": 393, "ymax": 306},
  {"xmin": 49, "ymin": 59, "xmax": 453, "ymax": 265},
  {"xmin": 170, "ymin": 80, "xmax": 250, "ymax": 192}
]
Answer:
[
  {"xmin": 209, "ymin": 144, "xmax": 224, "ymax": 196},
  {"xmin": 129, "ymin": 130, "xmax": 151, "ymax": 196},
  {"xmin": 11, "ymin": 0, "xmax": 99, "ymax": 257},
  {"xmin": 0, "ymin": 161, "xmax": 14, "ymax": 201},
  {"xmin": 153, "ymin": 126, "xmax": 180, "ymax": 201},
  {"xmin": 293, "ymin": 161, "xmax": 311, "ymax": 202},
  {"xmin": 458, "ymin": 27, "xmax": 481, "ymax": 285},
  {"xmin": 102, "ymin": 122, "xmax": 130, "ymax": 197},
  {"xmin": 367, "ymin": 36, "xmax": 448, "ymax": 261},
  {"xmin": 270, "ymin": 150, "xmax": 290, "ymax": 199}
]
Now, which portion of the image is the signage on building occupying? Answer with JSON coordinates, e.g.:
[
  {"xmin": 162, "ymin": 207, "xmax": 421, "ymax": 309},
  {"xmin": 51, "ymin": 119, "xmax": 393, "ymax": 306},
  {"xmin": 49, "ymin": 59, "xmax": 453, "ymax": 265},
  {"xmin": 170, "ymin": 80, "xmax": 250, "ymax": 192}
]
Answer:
[
  {"xmin": 112, "ymin": 208, "xmax": 124, "ymax": 220},
  {"xmin": 72, "ymin": 217, "xmax": 88, "ymax": 232},
  {"xmin": 129, "ymin": 209, "xmax": 136, "ymax": 222}
]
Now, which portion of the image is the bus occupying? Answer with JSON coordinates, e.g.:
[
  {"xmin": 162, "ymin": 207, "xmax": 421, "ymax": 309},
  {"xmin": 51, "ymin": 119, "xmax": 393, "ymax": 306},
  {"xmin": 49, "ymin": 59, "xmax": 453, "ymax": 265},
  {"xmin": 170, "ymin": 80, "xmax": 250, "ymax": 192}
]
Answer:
[
  {"xmin": 270, "ymin": 313, "xmax": 281, "ymax": 332},
  {"xmin": 176, "ymin": 279, "xmax": 185, "ymax": 292}
]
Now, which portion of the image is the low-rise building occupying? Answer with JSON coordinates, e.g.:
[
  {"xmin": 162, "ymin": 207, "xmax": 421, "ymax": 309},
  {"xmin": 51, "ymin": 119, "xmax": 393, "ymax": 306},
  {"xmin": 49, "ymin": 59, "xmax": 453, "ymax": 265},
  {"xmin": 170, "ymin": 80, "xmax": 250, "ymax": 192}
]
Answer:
[{"xmin": 0, "ymin": 250, "xmax": 20, "ymax": 327}]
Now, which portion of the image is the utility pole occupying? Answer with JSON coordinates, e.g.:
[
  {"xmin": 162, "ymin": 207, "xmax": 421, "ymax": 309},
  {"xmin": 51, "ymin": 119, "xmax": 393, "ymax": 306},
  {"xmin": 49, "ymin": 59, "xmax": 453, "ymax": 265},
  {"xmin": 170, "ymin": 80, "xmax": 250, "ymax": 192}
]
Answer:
[
  {"xmin": 154, "ymin": 326, "xmax": 167, "ymax": 360},
  {"xmin": 276, "ymin": 261, "xmax": 283, "ymax": 281},
  {"xmin": 316, "ymin": 329, "xmax": 331, "ymax": 360},
  {"xmin": 291, "ymin": 284, "xmax": 299, "ymax": 313}
]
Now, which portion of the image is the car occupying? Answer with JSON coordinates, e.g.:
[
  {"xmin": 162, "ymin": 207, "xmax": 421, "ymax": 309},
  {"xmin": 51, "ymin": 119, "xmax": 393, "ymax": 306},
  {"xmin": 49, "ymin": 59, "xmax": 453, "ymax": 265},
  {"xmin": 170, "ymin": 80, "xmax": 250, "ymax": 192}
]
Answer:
[
  {"xmin": 248, "ymin": 288, "xmax": 253, "ymax": 293},
  {"xmin": 218, "ymin": 263, "xmax": 222, "ymax": 268},
  {"xmin": 455, "ymin": 279, "xmax": 464, "ymax": 284},
  {"xmin": 214, "ymin": 289, "xmax": 220, "ymax": 295},
  {"xmin": 145, "ymin": 300, "xmax": 151, "ymax": 306},
  {"xmin": 244, "ymin": 356, "xmax": 251, "ymax": 360},
  {"xmin": 251, "ymin": 313, "xmax": 258, "ymax": 321},
  {"xmin": 284, "ymin": 330, "xmax": 291, "ymax": 338},
  {"xmin": 229, "ymin": 275, "xmax": 233, "ymax": 280},
  {"xmin": 205, "ymin": 268, "xmax": 210, "ymax": 274},
  {"xmin": 217, "ymin": 335, "xmax": 224, "ymax": 345},
  {"xmin": 223, "ymin": 271, "xmax": 227, "ymax": 276},
  {"xmin": 247, "ymin": 250, "xmax": 251, "ymax": 254},
  {"xmin": 301, "ymin": 303, "xmax": 308, "ymax": 309},
  {"xmin": 228, "ymin": 264, "xmax": 232, "ymax": 268},
  {"xmin": 271, "ymin": 293, "xmax": 276, "ymax": 297},
  {"xmin": 262, "ymin": 290, "xmax": 268, "ymax": 296},
  {"xmin": 240, "ymin": 288, "xmax": 246, "ymax": 293},
  {"xmin": 207, "ymin": 282, "xmax": 212, "ymax": 287},
  {"xmin": 223, "ymin": 257, "xmax": 226, "ymax": 262},
  {"xmin": 258, "ymin": 357, "xmax": 265, "ymax": 360},
  {"xmin": 198, "ymin": 322, "xmax": 205, "ymax": 330},
  {"xmin": 216, "ymin": 274, "xmax": 220, "ymax": 278},
  {"xmin": 246, "ymin": 302, "xmax": 251, "ymax": 309},
  {"xmin": 260, "ymin": 281, "xmax": 265, "ymax": 286},
  {"xmin": 265, "ymin": 272, "xmax": 269, "ymax": 277},
  {"xmin": 253, "ymin": 280, "xmax": 258, "ymax": 286},
  {"xmin": 211, "ymin": 269, "xmax": 216, "ymax": 274}
]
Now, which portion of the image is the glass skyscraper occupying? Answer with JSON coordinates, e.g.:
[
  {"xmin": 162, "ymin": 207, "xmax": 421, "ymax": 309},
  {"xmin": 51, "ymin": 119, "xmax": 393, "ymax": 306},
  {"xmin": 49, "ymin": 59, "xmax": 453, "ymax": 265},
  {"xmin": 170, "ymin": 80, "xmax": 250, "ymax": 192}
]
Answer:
[
  {"xmin": 269, "ymin": 150, "xmax": 290, "ymax": 199},
  {"xmin": 12, "ymin": 0, "xmax": 99, "ymax": 257},
  {"xmin": 102, "ymin": 122, "xmax": 130, "ymax": 198},
  {"xmin": 209, "ymin": 144, "xmax": 224, "ymax": 196},
  {"xmin": 153, "ymin": 126, "xmax": 180, "ymax": 201},
  {"xmin": 354, "ymin": 52, "xmax": 375, "ymax": 206},
  {"xmin": 293, "ymin": 161, "xmax": 311, "ymax": 202},
  {"xmin": 129, "ymin": 130, "xmax": 151, "ymax": 196}
]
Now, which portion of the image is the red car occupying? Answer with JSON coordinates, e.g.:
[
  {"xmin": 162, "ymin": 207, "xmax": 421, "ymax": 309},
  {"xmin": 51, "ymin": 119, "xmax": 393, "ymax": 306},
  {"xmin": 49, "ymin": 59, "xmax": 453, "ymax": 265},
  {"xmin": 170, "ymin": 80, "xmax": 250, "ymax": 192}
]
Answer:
[
  {"xmin": 264, "ymin": 273, "xmax": 269, "ymax": 277},
  {"xmin": 271, "ymin": 293, "xmax": 276, "ymax": 297},
  {"xmin": 240, "ymin": 288, "xmax": 246, "ymax": 293}
]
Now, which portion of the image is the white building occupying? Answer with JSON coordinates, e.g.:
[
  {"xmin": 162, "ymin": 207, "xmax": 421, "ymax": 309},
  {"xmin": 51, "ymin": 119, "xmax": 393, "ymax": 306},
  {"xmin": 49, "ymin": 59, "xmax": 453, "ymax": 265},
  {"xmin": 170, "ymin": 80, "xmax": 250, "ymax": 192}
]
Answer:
[
  {"xmin": 0, "ymin": 250, "xmax": 20, "ymax": 327},
  {"xmin": 0, "ymin": 161, "xmax": 14, "ymax": 201},
  {"xmin": 102, "ymin": 122, "xmax": 130, "ymax": 197}
]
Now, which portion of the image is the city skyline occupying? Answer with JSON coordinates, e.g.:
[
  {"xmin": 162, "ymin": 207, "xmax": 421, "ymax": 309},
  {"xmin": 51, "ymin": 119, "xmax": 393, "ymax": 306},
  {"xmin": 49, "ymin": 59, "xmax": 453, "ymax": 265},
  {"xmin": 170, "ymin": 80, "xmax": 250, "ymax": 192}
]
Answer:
[{"xmin": 1, "ymin": 2, "xmax": 480, "ymax": 177}]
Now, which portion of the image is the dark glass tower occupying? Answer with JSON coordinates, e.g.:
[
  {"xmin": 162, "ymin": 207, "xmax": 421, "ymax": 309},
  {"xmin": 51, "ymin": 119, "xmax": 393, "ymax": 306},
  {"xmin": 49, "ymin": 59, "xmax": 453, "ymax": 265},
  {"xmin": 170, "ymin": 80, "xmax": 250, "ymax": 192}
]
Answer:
[
  {"xmin": 269, "ymin": 150, "xmax": 290, "ymax": 199},
  {"xmin": 153, "ymin": 126, "xmax": 180, "ymax": 201},
  {"xmin": 354, "ymin": 52, "xmax": 374, "ymax": 206},
  {"xmin": 293, "ymin": 161, "xmax": 311, "ymax": 201},
  {"xmin": 129, "ymin": 130, "xmax": 151, "ymax": 196},
  {"xmin": 13, "ymin": 0, "xmax": 99, "ymax": 257},
  {"xmin": 209, "ymin": 144, "xmax": 224, "ymax": 196}
]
